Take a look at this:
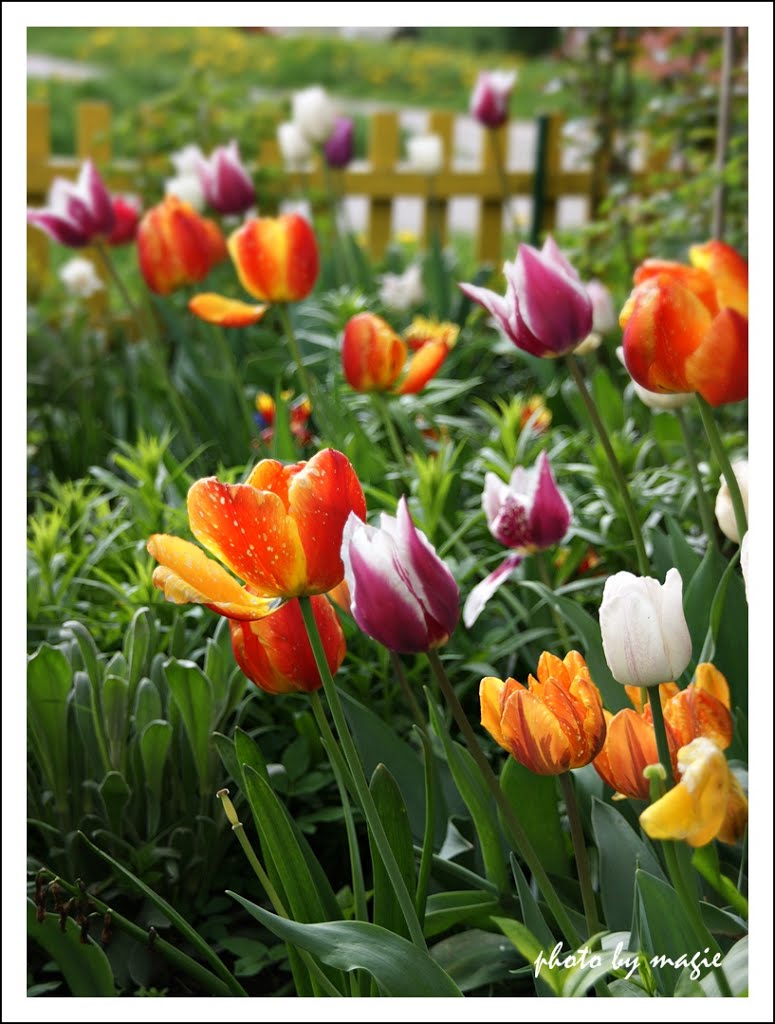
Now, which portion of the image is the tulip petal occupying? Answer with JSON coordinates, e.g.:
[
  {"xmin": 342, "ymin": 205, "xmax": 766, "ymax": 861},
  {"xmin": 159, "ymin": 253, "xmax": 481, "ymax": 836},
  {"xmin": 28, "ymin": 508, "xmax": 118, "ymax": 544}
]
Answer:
[
  {"xmin": 634, "ymin": 259, "xmax": 719, "ymax": 316},
  {"xmin": 684, "ymin": 308, "xmax": 748, "ymax": 406},
  {"xmin": 27, "ymin": 210, "xmax": 89, "ymax": 247},
  {"xmin": 463, "ymin": 552, "xmax": 524, "ymax": 628},
  {"xmin": 716, "ymin": 773, "xmax": 748, "ymax": 845},
  {"xmin": 689, "ymin": 240, "xmax": 748, "ymax": 317},
  {"xmin": 594, "ymin": 709, "xmax": 661, "ymax": 800},
  {"xmin": 187, "ymin": 478, "xmax": 308, "ymax": 598},
  {"xmin": 229, "ymin": 214, "xmax": 319, "ymax": 303},
  {"xmin": 147, "ymin": 534, "xmax": 280, "ymax": 619},
  {"xmin": 527, "ymin": 451, "xmax": 571, "ymax": 548},
  {"xmin": 511, "ymin": 245, "xmax": 593, "ymax": 356},
  {"xmin": 342, "ymin": 313, "xmax": 406, "ymax": 392},
  {"xmin": 188, "ymin": 292, "xmax": 269, "ymax": 327},
  {"xmin": 397, "ymin": 339, "xmax": 450, "ymax": 394},
  {"xmin": 501, "ymin": 687, "xmax": 573, "ymax": 775},
  {"xmin": 480, "ymin": 676, "xmax": 509, "ymax": 748}
]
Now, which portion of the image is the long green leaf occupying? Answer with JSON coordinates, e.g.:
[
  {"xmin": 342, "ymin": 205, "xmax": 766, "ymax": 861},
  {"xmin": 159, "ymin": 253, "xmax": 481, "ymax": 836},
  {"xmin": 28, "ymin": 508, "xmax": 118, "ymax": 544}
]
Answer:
[
  {"xmin": 492, "ymin": 917, "xmax": 560, "ymax": 995},
  {"xmin": 28, "ymin": 899, "xmax": 115, "ymax": 997},
  {"xmin": 635, "ymin": 868, "xmax": 704, "ymax": 996},
  {"xmin": 27, "ymin": 645, "xmax": 72, "ymax": 802},
  {"xmin": 369, "ymin": 764, "xmax": 417, "ymax": 940},
  {"xmin": 423, "ymin": 890, "xmax": 501, "ymax": 939},
  {"xmin": 164, "ymin": 659, "xmax": 213, "ymax": 789},
  {"xmin": 500, "ymin": 758, "xmax": 569, "ymax": 877},
  {"xmin": 229, "ymin": 893, "xmax": 463, "ymax": 997}
]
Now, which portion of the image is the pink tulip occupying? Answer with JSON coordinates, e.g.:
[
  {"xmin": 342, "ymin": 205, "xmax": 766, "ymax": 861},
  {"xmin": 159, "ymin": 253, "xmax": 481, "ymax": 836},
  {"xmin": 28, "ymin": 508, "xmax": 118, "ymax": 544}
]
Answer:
[
  {"xmin": 341, "ymin": 497, "xmax": 459, "ymax": 654},
  {"xmin": 324, "ymin": 117, "xmax": 355, "ymax": 168},
  {"xmin": 470, "ymin": 70, "xmax": 517, "ymax": 128},
  {"xmin": 460, "ymin": 237, "xmax": 593, "ymax": 358},
  {"xmin": 198, "ymin": 141, "xmax": 255, "ymax": 216},
  {"xmin": 27, "ymin": 160, "xmax": 115, "ymax": 247},
  {"xmin": 464, "ymin": 451, "xmax": 571, "ymax": 626}
]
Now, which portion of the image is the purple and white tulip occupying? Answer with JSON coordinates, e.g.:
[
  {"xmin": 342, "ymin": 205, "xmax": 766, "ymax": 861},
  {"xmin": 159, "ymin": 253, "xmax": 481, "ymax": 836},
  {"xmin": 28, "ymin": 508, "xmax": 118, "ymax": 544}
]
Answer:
[
  {"xmin": 27, "ymin": 160, "xmax": 115, "ymax": 247},
  {"xmin": 460, "ymin": 236, "xmax": 593, "ymax": 358},
  {"xmin": 463, "ymin": 451, "xmax": 571, "ymax": 627},
  {"xmin": 470, "ymin": 70, "xmax": 517, "ymax": 128},
  {"xmin": 198, "ymin": 141, "xmax": 255, "ymax": 216},
  {"xmin": 324, "ymin": 117, "xmax": 355, "ymax": 169},
  {"xmin": 341, "ymin": 497, "xmax": 459, "ymax": 654}
]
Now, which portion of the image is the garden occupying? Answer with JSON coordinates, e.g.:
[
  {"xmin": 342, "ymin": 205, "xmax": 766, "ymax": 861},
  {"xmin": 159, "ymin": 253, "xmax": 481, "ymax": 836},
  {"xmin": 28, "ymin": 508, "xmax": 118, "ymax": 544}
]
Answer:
[{"xmin": 22, "ymin": 22, "xmax": 756, "ymax": 1007}]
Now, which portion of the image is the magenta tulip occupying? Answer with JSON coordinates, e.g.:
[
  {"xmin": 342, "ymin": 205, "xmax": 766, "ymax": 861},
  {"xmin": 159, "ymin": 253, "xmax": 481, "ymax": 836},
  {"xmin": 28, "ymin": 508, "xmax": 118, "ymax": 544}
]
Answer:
[
  {"xmin": 470, "ymin": 70, "xmax": 517, "ymax": 128},
  {"xmin": 460, "ymin": 237, "xmax": 593, "ymax": 358},
  {"xmin": 27, "ymin": 160, "xmax": 115, "ymax": 247},
  {"xmin": 324, "ymin": 117, "xmax": 355, "ymax": 169},
  {"xmin": 198, "ymin": 141, "xmax": 255, "ymax": 216},
  {"xmin": 464, "ymin": 451, "xmax": 571, "ymax": 626},
  {"xmin": 341, "ymin": 496, "xmax": 459, "ymax": 654}
]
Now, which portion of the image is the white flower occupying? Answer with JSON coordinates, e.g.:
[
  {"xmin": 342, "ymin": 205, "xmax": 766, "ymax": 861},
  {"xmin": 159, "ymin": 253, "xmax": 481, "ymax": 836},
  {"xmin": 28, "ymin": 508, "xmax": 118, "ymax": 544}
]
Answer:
[
  {"xmin": 616, "ymin": 347, "xmax": 693, "ymax": 410},
  {"xmin": 277, "ymin": 121, "xmax": 314, "ymax": 171},
  {"xmin": 573, "ymin": 332, "xmax": 602, "ymax": 356},
  {"xmin": 292, "ymin": 85, "xmax": 337, "ymax": 144},
  {"xmin": 406, "ymin": 133, "xmax": 443, "ymax": 175},
  {"xmin": 587, "ymin": 280, "xmax": 617, "ymax": 334},
  {"xmin": 599, "ymin": 568, "xmax": 693, "ymax": 688},
  {"xmin": 714, "ymin": 460, "xmax": 748, "ymax": 544},
  {"xmin": 59, "ymin": 257, "xmax": 104, "ymax": 299},
  {"xmin": 740, "ymin": 532, "xmax": 749, "ymax": 600},
  {"xmin": 379, "ymin": 264, "xmax": 424, "ymax": 312},
  {"xmin": 164, "ymin": 174, "xmax": 205, "ymax": 211},
  {"xmin": 170, "ymin": 143, "xmax": 205, "ymax": 177}
]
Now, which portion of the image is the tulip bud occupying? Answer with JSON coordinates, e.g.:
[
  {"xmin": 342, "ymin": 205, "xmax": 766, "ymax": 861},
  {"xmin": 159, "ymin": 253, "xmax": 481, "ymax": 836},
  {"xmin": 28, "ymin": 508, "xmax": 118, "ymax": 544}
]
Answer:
[
  {"xmin": 341, "ymin": 497, "xmax": 459, "ymax": 654},
  {"xmin": 324, "ymin": 117, "xmax": 355, "ymax": 169},
  {"xmin": 27, "ymin": 160, "xmax": 115, "ymax": 248},
  {"xmin": 599, "ymin": 568, "xmax": 692, "ymax": 688},
  {"xmin": 198, "ymin": 140, "xmax": 256, "ymax": 216},
  {"xmin": 470, "ymin": 70, "xmax": 517, "ymax": 128},
  {"xmin": 277, "ymin": 121, "xmax": 314, "ymax": 171},
  {"xmin": 714, "ymin": 460, "xmax": 748, "ymax": 543},
  {"xmin": 406, "ymin": 134, "xmax": 444, "ymax": 175},
  {"xmin": 228, "ymin": 214, "xmax": 319, "ymax": 303},
  {"xmin": 164, "ymin": 174, "xmax": 205, "ymax": 212},
  {"xmin": 292, "ymin": 85, "xmax": 337, "ymax": 144},
  {"xmin": 137, "ymin": 196, "xmax": 226, "ymax": 296},
  {"xmin": 342, "ymin": 313, "xmax": 407, "ymax": 392}
]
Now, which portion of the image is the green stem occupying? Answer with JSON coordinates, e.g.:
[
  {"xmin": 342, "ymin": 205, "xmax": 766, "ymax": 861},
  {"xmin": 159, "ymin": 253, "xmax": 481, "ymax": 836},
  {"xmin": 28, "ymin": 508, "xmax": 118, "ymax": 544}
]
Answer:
[
  {"xmin": 676, "ymin": 408, "xmax": 719, "ymax": 549},
  {"xmin": 216, "ymin": 791, "xmax": 342, "ymax": 998},
  {"xmin": 371, "ymin": 392, "xmax": 406, "ymax": 476},
  {"xmin": 300, "ymin": 598, "xmax": 428, "ymax": 951},
  {"xmin": 276, "ymin": 303, "xmax": 314, "ymax": 402},
  {"xmin": 414, "ymin": 727, "xmax": 436, "ymax": 923},
  {"xmin": 696, "ymin": 395, "xmax": 747, "ymax": 543},
  {"xmin": 566, "ymin": 354, "xmax": 650, "ymax": 575},
  {"xmin": 488, "ymin": 128, "xmax": 520, "ymax": 247},
  {"xmin": 647, "ymin": 688, "xmax": 674, "ymax": 785},
  {"xmin": 537, "ymin": 552, "xmax": 572, "ymax": 650},
  {"xmin": 95, "ymin": 241, "xmax": 151, "ymax": 339},
  {"xmin": 426, "ymin": 650, "xmax": 580, "ymax": 948},
  {"xmin": 559, "ymin": 772, "xmax": 601, "ymax": 937}
]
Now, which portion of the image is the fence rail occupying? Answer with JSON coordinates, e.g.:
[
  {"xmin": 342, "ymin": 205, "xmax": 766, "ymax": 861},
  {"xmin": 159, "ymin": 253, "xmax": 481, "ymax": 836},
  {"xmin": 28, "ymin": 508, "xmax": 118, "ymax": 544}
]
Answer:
[{"xmin": 27, "ymin": 99, "xmax": 653, "ymax": 276}]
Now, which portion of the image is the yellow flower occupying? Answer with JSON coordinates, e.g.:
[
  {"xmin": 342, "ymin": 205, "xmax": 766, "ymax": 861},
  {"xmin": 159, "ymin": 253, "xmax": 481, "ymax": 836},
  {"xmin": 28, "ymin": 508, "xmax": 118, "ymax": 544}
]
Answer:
[{"xmin": 639, "ymin": 737, "xmax": 747, "ymax": 847}]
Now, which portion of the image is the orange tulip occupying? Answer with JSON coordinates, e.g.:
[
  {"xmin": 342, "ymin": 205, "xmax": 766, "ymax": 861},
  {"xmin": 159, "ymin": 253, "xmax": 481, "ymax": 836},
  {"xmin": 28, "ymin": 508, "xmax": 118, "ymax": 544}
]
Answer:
[
  {"xmin": 654, "ymin": 663, "xmax": 733, "ymax": 751},
  {"xmin": 620, "ymin": 240, "xmax": 748, "ymax": 406},
  {"xmin": 229, "ymin": 595, "xmax": 345, "ymax": 694},
  {"xmin": 593, "ymin": 708, "xmax": 677, "ymax": 799},
  {"xmin": 148, "ymin": 449, "xmax": 366, "ymax": 615},
  {"xmin": 229, "ymin": 214, "xmax": 319, "ymax": 303},
  {"xmin": 480, "ymin": 651, "xmax": 606, "ymax": 775},
  {"xmin": 137, "ymin": 196, "xmax": 227, "ymax": 295},
  {"xmin": 342, "ymin": 312, "xmax": 454, "ymax": 395}
]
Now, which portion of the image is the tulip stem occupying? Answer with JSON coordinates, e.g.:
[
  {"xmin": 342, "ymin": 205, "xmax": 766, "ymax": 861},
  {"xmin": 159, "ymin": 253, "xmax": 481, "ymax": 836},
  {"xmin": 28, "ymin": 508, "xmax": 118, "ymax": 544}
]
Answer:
[
  {"xmin": 277, "ymin": 303, "xmax": 315, "ymax": 404},
  {"xmin": 95, "ymin": 241, "xmax": 152, "ymax": 341},
  {"xmin": 647, "ymin": 688, "xmax": 674, "ymax": 786},
  {"xmin": 558, "ymin": 772, "xmax": 601, "ymax": 938},
  {"xmin": 695, "ymin": 395, "xmax": 747, "ymax": 543},
  {"xmin": 488, "ymin": 128, "xmax": 520, "ymax": 247},
  {"xmin": 676, "ymin": 408, "xmax": 719, "ymax": 550},
  {"xmin": 371, "ymin": 393, "xmax": 406, "ymax": 476},
  {"xmin": 300, "ymin": 598, "xmax": 428, "ymax": 952},
  {"xmin": 426, "ymin": 650, "xmax": 581, "ymax": 949},
  {"xmin": 565, "ymin": 354, "xmax": 650, "ymax": 576}
]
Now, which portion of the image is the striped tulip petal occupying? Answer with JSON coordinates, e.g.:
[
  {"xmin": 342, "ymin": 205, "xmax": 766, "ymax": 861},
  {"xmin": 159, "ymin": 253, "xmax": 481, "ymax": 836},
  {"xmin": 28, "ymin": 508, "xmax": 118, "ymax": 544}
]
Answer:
[
  {"xmin": 397, "ymin": 338, "xmax": 450, "ymax": 394},
  {"xmin": 189, "ymin": 292, "xmax": 268, "ymax": 326}
]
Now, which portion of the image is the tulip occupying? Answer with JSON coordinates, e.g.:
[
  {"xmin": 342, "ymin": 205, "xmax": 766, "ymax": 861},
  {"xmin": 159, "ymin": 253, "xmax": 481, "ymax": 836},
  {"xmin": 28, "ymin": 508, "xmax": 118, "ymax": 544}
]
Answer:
[
  {"xmin": 170, "ymin": 143, "xmax": 206, "ymax": 177},
  {"xmin": 740, "ymin": 532, "xmax": 749, "ymax": 600},
  {"xmin": 292, "ymin": 85, "xmax": 337, "ymax": 144},
  {"xmin": 254, "ymin": 392, "xmax": 313, "ymax": 447},
  {"xmin": 229, "ymin": 595, "xmax": 345, "ymax": 695},
  {"xmin": 137, "ymin": 196, "xmax": 226, "ymax": 296},
  {"xmin": 459, "ymin": 237, "xmax": 593, "ymax": 359},
  {"xmin": 480, "ymin": 651, "xmax": 606, "ymax": 775},
  {"xmin": 573, "ymin": 279, "xmax": 616, "ymax": 355},
  {"xmin": 198, "ymin": 140, "xmax": 256, "ymax": 216},
  {"xmin": 379, "ymin": 264, "xmax": 424, "ymax": 312},
  {"xmin": 341, "ymin": 312, "xmax": 453, "ymax": 396},
  {"xmin": 277, "ymin": 121, "xmax": 314, "ymax": 172},
  {"xmin": 148, "ymin": 448, "xmax": 366, "ymax": 613},
  {"xmin": 107, "ymin": 196, "xmax": 141, "ymax": 246},
  {"xmin": 616, "ymin": 347, "xmax": 693, "ymax": 411},
  {"xmin": 164, "ymin": 174, "xmax": 206, "ymax": 212},
  {"xmin": 620, "ymin": 240, "xmax": 748, "ymax": 406},
  {"xmin": 324, "ymin": 117, "xmax": 355, "ymax": 169},
  {"xmin": 58, "ymin": 257, "xmax": 104, "ymax": 299},
  {"xmin": 27, "ymin": 160, "xmax": 115, "ymax": 247},
  {"xmin": 657, "ymin": 662, "xmax": 733, "ymax": 751},
  {"xmin": 599, "ymin": 568, "xmax": 692, "ymax": 688},
  {"xmin": 406, "ymin": 134, "xmax": 444, "ymax": 175},
  {"xmin": 715, "ymin": 460, "xmax": 748, "ymax": 543},
  {"xmin": 341, "ymin": 496, "xmax": 459, "ymax": 654},
  {"xmin": 470, "ymin": 70, "xmax": 517, "ymax": 128},
  {"xmin": 639, "ymin": 737, "xmax": 748, "ymax": 846},
  {"xmin": 593, "ymin": 708, "xmax": 673, "ymax": 800},
  {"xmin": 463, "ymin": 451, "xmax": 571, "ymax": 627}
]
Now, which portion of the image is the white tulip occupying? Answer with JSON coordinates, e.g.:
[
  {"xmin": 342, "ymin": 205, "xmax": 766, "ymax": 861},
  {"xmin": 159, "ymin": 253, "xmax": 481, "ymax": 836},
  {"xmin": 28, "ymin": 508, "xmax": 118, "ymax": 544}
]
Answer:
[
  {"xmin": 164, "ymin": 174, "xmax": 205, "ymax": 212},
  {"xmin": 740, "ymin": 532, "xmax": 749, "ymax": 600},
  {"xmin": 714, "ymin": 460, "xmax": 748, "ymax": 544},
  {"xmin": 292, "ymin": 85, "xmax": 337, "ymax": 144},
  {"xmin": 170, "ymin": 143, "xmax": 205, "ymax": 177},
  {"xmin": 599, "ymin": 568, "xmax": 692, "ymax": 687},
  {"xmin": 277, "ymin": 121, "xmax": 314, "ymax": 172},
  {"xmin": 406, "ymin": 133, "xmax": 444, "ymax": 175},
  {"xmin": 59, "ymin": 257, "xmax": 104, "ymax": 299},
  {"xmin": 379, "ymin": 263, "xmax": 424, "ymax": 312},
  {"xmin": 616, "ymin": 347, "xmax": 693, "ymax": 410}
]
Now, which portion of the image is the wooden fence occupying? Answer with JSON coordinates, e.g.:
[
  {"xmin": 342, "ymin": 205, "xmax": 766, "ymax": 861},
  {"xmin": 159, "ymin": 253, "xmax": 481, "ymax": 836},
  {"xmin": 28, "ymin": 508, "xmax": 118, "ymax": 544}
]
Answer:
[{"xmin": 27, "ymin": 99, "xmax": 633, "ymax": 275}]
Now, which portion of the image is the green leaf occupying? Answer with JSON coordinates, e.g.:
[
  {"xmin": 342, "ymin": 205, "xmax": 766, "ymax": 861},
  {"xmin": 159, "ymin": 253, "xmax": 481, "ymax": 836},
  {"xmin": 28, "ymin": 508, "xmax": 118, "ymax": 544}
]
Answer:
[
  {"xmin": 164, "ymin": 659, "xmax": 213, "ymax": 790},
  {"xmin": 683, "ymin": 544, "xmax": 727, "ymax": 663},
  {"xmin": 28, "ymin": 899, "xmax": 115, "ymax": 997},
  {"xmin": 102, "ymin": 673, "xmax": 129, "ymax": 763},
  {"xmin": 63, "ymin": 619, "xmax": 102, "ymax": 690},
  {"xmin": 140, "ymin": 720, "xmax": 173, "ymax": 832},
  {"xmin": 229, "ymin": 893, "xmax": 462, "ymax": 997},
  {"xmin": 698, "ymin": 936, "xmax": 747, "ymax": 996},
  {"xmin": 212, "ymin": 731, "xmax": 240, "ymax": 786},
  {"xmin": 368, "ymin": 764, "xmax": 417, "ymax": 940},
  {"xmin": 635, "ymin": 868, "xmax": 704, "ymax": 995},
  {"xmin": 72, "ymin": 670, "xmax": 109, "ymax": 775},
  {"xmin": 592, "ymin": 798, "xmax": 665, "ymax": 931},
  {"xmin": 133, "ymin": 678, "xmax": 163, "ymax": 737},
  {"xmin": 27, "ymin": 644, "xmax": 72, "ymax": 798},
  {"xmin": 234, "ymin": 726, "xmax": 269, "ymax": 783},
  {"xmin": 124, "ymin": 606, "xmax": 154, "ymax": 692},
  {"xmin": 492, "ymin": 917, "xmax": 560, "ymax": 995},
  {"xmin": 666, "ymin": 517, "xmax": 702, "ymax": 582},
  {"xmin": 500, "ymin": 758, "xmax": 569, "ymax": 877},
  {"xmin": 427, "ymin": 695, "xmax": 508, "ymax": 892},
  {"xmin": 510, "ymin": 854, "xmax": 557, "ymax": 996},
  {"xmin": 591, "ymin": 367, "xmax": 624, "ymax": 432},
  {"xmin": 99, "ymin": 770, "xmax": 131, "ymax": 834},
  {"xmin": 423, "ymin": 890, "xmax": 501, "ymax": 939},
  {"xmin": 691, "ymin": 843, "xmax": 748, "ymax": 919},
  {"xmin": 704, "ymin": 556, "xmax": 747, "ymax": 711}
]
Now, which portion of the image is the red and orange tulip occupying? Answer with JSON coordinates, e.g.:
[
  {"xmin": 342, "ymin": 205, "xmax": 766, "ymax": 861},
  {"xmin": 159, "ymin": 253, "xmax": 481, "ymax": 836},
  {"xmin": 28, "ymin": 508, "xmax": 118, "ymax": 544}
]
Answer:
[
  {"xmin": 147, "ymin": 449, "xmax": 366, "ymax": 616},
  {"xmin": 620, "ymin": 240, "xmax": 748, "ymax": 406},
  {"xmin": 137, "ymin": 196, "xmax": 227, "ymax": 295},
  {"xmin": 229, "ymin": 595, "xmax": 345, "ymax": 694},
  {"xmin": 480, "ymin": 651, "xmax": 606, "ymax": 775},
  {"xmin": 341, "ymin": 312, "xmax": 454, "ymax": 396},
  {"xmin": 593, "ymin": 709, "xmax": 675, "ymax": 800}
]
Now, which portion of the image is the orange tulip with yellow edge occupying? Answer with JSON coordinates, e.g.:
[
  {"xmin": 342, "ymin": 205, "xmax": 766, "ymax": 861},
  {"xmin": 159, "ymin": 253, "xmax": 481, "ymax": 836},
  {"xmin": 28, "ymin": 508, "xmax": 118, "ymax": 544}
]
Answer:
[
  {"xmin": 138, "ymin": 195, "xmax": 227, "ymax": 296},
  {"xmin": 147, "ymin": 448, "xmax": 366, "ymax": 616},
  {"xmin": 342, "ymin": 312, "xmax": 454, "ymax": 396},
  {"xmin": 480, "ymin": 650, "xmax": 606, "ymax": 775},
  {"xmin": 639, "ymin": 737, "xmax": 747, "ymax": 847},
  {"xmin": 620, "ymin": 240, "xmax": 748, "ymax": 406},
  {"xmin": 593, "ymin": 708, "xmax": 677, "ymax": 800}
]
